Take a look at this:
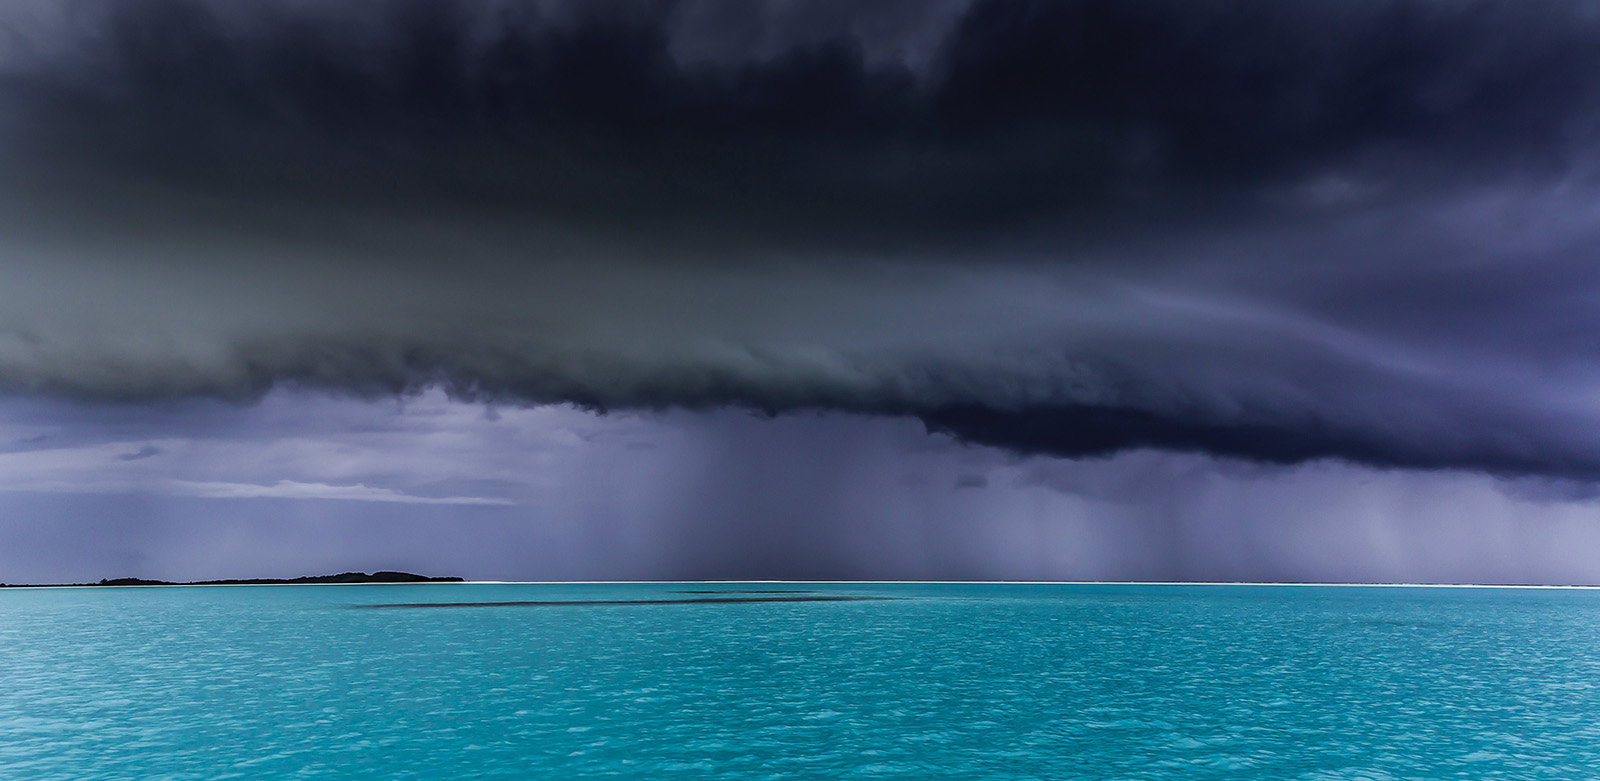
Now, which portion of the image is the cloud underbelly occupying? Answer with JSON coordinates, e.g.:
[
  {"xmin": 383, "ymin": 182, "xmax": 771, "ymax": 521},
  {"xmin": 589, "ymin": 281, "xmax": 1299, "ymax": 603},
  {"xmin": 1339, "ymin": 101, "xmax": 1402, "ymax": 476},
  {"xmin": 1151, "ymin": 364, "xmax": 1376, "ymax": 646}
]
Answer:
[{"xmin": 2, "ymin": 0, "xmax": 1600, "ymax": 479}]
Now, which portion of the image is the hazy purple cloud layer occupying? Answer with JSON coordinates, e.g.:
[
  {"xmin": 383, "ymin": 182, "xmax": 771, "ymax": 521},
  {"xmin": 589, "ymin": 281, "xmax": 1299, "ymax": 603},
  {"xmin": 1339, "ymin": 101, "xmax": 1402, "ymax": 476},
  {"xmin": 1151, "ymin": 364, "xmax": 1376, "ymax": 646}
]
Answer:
[{"xmin": 3, "ymin": 391, "xmax": 1600, "ymax": 585}]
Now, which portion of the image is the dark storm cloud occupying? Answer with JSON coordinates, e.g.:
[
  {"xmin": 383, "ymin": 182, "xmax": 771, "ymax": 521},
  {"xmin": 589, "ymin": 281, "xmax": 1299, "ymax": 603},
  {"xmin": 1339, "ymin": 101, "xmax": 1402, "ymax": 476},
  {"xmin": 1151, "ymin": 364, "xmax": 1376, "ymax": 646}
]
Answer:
[
  {"xmin": 3, "ymin": 0, "xmax": 1600, "ymax": 479},
  {"xmin": 6, "ymin": 0, "xmax": 1598, "ymax": 245}
]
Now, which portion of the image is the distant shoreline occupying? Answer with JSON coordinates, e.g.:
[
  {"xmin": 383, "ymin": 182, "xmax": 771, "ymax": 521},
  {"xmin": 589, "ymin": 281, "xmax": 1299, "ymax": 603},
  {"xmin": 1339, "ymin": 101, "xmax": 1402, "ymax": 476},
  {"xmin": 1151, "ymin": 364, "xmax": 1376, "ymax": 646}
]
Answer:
[
  {"xmin": 468, "ymin": 580, "xmax": 1600, "ymax": 589},
  {"xmin": 4, "ymin": 577, "xmax": 1600, "ymax": 590},
  {"xmin": 0, "ymin": 571, "xmax": 464, "ymax": 588}
]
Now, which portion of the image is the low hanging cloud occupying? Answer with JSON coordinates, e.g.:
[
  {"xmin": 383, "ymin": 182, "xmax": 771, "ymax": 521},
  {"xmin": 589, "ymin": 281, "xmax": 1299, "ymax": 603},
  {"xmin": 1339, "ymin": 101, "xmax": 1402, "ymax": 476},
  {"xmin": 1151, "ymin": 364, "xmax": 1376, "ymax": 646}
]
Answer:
[
  {"xmin": 0, "ymin": 423, "xmax": 520, "ymax": 505},
  {"xmin": 3, "ymin": 0, "xmax": 1600, "ymax": 478},
  {"xmin": 116, "ymin": 444, "xmax": 163, "ymax": 462},
  {"xmin": 165, "ymin": 480, "xmax": 514, "ymax": 505}
]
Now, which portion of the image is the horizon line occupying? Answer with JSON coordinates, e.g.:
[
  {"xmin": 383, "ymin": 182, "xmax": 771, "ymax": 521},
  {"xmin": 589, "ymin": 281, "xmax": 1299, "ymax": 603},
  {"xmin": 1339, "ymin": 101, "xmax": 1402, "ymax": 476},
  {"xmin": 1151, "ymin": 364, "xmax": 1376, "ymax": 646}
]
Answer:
[{"xmin": 7, "ymin": 579, "xmax": 1600, "ymax": 590}]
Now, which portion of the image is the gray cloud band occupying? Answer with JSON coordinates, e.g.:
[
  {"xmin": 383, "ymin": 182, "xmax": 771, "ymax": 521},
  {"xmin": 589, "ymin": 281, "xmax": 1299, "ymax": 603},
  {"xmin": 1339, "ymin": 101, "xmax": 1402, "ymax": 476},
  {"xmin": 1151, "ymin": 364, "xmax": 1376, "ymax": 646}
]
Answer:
[{"xmin": 2, "ymin": 0, "xmax": 1600, "ymax": 477}]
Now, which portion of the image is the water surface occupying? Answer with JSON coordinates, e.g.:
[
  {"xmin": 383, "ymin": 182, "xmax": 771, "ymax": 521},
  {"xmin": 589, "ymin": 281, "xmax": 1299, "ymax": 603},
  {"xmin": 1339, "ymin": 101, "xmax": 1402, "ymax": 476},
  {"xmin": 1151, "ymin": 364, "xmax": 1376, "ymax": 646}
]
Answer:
[{"xmin": 3, "ymin": 582, "xmax": 1598, "ymax": 779}]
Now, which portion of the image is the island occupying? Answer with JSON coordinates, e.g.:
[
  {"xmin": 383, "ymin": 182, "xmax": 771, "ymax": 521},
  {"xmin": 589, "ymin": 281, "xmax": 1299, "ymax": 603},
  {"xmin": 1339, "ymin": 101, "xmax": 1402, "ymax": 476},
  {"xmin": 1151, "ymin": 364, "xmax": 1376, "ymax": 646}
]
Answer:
[{"xmin": 0, "ymin": 571, "xmax": 465, "ymax": 587}]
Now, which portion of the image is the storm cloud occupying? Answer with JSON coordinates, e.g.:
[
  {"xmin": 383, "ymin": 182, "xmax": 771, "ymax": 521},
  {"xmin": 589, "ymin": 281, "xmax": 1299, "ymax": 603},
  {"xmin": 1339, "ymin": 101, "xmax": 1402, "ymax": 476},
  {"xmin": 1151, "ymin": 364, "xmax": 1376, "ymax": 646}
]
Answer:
[{"xmin": 4, "ymin": 0, "xmax": 1600, "ymax": 478}]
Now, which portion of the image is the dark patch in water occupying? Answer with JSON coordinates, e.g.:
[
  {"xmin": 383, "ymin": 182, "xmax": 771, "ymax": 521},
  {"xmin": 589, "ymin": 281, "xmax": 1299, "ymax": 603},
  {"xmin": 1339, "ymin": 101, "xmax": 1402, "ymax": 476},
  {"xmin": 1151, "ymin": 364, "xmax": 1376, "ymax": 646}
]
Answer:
[
  {"xmin": 672, "ymin": 589, "xmax": 817, "ymax": 595},
  {"xmin": 356, "ymin": 595, "xmax": 895, "ymax": 609}
]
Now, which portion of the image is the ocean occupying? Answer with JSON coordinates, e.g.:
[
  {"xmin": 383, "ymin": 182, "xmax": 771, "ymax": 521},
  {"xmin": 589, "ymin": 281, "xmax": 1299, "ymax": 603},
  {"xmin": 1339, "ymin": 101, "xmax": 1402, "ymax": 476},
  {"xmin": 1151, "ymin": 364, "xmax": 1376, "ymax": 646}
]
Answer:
[{"xmin": 2, "ymin": 582, "xmax": 1598, "ymax": 779}]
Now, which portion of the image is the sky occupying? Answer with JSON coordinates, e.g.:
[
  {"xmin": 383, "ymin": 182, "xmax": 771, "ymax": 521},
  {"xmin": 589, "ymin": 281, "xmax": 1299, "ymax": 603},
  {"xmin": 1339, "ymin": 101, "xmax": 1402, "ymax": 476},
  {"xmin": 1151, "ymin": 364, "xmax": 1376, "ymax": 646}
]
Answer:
[{"xmin": 3, "ymin": 0, "xmax": 1600, "ymax": 584}]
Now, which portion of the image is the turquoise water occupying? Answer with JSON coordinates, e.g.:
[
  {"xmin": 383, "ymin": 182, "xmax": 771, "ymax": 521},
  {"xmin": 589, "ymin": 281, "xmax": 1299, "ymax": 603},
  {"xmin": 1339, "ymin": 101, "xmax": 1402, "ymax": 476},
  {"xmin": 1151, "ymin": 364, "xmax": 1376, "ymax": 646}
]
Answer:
[{"xmin": 3, "ymin": 583, "xmax": 1600, "ymax": 779}]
